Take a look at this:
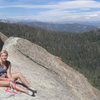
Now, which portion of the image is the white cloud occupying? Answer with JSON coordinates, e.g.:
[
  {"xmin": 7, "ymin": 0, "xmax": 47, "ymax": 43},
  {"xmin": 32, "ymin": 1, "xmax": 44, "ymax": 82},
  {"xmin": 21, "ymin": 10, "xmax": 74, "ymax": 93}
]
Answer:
[
  {"xmin": 0, "ymin": 0, "xmax": 100, "ymax": 9},
  {"xmin": 9, "ymin": 10, "xmax": 100, "ymax": 22},
  {"xmin": 0, "ymin": 0, "xmax": 100, "ymax": 22}
]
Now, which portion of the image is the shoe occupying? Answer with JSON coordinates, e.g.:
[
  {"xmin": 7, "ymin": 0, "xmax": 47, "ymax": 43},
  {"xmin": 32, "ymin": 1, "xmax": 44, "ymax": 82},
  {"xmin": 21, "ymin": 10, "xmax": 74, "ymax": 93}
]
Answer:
[
  {"xmin": 26, "ymin": 90, "xmax": 36, "ymax": 97},
  {"xmin": 28, "ymin": 87, "xmax": 37, "ymax": 94},
  {"xmin": 28, "ymin": 86, "xmax": 34, "ymax": 90}
]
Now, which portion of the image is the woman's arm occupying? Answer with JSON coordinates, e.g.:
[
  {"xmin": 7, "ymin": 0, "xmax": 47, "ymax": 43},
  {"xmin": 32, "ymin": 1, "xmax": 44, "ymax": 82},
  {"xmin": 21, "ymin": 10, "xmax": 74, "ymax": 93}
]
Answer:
[
  {"xmin": 0, "ymin": 77, "xmax": 8, "ymax": 81},
  {"xmin": 7, "ymin": 62, "xmax": 12, "ymax": 78}
]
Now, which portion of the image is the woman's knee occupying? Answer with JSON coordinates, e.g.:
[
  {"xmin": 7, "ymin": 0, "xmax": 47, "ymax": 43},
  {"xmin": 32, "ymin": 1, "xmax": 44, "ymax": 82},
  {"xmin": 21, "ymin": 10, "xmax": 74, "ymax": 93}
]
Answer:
[
  {"xmin": 16, "ymin": 72, "xmax": 23, "ymax": 77},
  {"xmin": 12, "ymin": 72, "xmax": 22, "ymax": 78}
]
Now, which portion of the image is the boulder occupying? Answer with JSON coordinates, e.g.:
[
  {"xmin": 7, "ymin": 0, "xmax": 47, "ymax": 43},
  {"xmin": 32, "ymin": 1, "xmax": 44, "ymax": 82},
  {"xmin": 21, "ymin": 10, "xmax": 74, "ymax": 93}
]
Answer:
[{"xmin": 0, "ymin": 36, "xmax": 99, "ymax": 100}]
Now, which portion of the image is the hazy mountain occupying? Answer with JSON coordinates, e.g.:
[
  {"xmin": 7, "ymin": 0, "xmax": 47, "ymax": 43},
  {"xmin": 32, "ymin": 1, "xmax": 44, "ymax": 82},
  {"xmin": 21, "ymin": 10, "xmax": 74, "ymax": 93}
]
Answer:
[
  {"xmin": 56, "ymin": 21, "xmax": 100, "ymax": 27},
  {"xmin": 18, "ymin": 21, "xmax": 98, "ymax": 33},
  {"xmin": 0, "ymin": 19, "xmax": 99, "ymax": 33},
  {"xmin": 74, "ymin": 21, "xmax": 100, "ymax": 27}
]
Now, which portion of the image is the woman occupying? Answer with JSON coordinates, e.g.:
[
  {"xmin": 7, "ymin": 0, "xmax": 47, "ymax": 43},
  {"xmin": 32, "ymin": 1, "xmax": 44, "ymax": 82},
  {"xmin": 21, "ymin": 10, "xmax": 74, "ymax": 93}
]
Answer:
[{"xmin": 0, "ymin": 50, "xmax": 36, "ymax": 96}]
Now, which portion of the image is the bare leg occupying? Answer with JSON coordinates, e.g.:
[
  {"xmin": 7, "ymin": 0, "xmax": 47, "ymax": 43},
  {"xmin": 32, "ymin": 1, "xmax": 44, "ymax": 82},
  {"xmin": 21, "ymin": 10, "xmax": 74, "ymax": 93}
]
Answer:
[
  {"xmin": 11, "ymin": 72, "xmax": 31, "ymax": 87},
  {"xmin": 0, "ymin": 80, "xmax": 27, "ymax": 93}
]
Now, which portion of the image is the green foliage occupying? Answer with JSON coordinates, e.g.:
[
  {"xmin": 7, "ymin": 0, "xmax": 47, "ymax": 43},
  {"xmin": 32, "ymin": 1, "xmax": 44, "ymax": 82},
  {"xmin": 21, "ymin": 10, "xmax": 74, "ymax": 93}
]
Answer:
[{"xmin": 0, "ymin": 22, "xmax": 100, "ymax": 90}]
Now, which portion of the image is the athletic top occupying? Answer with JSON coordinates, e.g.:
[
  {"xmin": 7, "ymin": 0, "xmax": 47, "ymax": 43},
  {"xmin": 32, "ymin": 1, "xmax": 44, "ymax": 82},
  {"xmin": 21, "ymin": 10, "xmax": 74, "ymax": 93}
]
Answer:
[
  {"xmin": 0, "ymin": 66, "xmax": 7, "ymax": 76},
  {"xmin": 0, "ymin": 60, "xmax": 10, "ymax": 77}
]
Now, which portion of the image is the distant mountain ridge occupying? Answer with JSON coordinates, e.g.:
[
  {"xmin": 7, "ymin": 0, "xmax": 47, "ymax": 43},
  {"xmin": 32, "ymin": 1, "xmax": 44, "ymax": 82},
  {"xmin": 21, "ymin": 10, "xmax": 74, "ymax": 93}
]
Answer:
[
  {"xmin": 18, "ymin": 21, "xmax": 98, "ymax": 33},
  {"xmin": 0, "ymin": 19, "xmax": 98, "ymax": 33}
]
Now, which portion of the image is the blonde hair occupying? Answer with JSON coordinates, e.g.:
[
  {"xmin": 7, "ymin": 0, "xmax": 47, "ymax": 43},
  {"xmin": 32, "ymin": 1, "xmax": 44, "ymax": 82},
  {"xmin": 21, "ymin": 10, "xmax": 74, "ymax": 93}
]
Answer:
[{"xmin": 0, "ymin": 50, "xmax": 8, "ymax": 57}]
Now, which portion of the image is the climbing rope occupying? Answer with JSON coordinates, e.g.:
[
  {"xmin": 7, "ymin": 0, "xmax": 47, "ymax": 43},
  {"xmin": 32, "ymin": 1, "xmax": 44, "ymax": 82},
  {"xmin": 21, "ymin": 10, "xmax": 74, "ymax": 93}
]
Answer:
[{"xmin": 5, "ymin": 80, "xmax": 17, "ymax": 93}]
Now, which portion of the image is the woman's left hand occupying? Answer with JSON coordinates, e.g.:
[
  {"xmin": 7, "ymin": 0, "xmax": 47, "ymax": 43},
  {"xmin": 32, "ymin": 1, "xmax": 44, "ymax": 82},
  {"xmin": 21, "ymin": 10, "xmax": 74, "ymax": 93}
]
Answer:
[{"xmin": 8, "ymin": 77, "xmax": 14, "ymax": 82}]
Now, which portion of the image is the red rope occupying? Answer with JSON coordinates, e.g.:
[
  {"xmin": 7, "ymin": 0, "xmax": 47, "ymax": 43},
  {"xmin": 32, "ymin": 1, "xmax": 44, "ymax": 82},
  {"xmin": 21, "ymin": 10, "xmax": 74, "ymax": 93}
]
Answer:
[{"xmin": 5, "ymin": 80, "xmax": 17, "ymax": 93}]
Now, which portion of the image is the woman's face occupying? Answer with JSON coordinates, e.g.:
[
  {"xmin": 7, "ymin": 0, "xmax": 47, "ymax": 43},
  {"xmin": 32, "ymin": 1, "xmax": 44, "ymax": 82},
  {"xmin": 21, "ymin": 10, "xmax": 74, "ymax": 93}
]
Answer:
[{"xmin": 0, "ymin": 53, "xmax": 8, "ymax": 62}]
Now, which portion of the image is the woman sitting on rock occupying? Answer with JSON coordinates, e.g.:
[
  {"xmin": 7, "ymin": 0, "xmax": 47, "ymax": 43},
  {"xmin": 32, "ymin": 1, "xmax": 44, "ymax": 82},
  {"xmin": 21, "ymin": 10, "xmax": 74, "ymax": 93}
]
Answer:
[{"xmin": 0, "ymin": 50, "xmax": 36, "ymax": 96}]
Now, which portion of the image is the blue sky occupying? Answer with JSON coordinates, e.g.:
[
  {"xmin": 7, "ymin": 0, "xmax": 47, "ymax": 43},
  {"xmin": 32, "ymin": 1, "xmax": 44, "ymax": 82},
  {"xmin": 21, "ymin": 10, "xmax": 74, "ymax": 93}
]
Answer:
[{"xmin": 0, "ymin": 0, "xmax": 100, "ymax": 22}]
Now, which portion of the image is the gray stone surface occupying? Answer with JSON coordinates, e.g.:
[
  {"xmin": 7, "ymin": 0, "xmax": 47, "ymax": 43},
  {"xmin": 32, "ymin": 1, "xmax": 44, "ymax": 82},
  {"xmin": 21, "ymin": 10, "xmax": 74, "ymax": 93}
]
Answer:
[
  {"xmin": 0, "ymin": 36, "xmax": 100, "ymax": 100},
  {"xmin": 0, "ymin": 32, "xmax": 8, "ymax": 42}
]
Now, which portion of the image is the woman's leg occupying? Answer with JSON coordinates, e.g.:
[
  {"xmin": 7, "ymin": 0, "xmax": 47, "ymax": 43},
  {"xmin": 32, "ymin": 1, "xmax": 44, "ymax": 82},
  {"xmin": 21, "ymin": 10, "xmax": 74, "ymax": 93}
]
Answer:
[
  {"xmin": 0, "ymin": 80, "xmax": 27, "ymax": 93},
  {"xmin": 11, "ymin": 72, "xmax": 31, "ymax": 88}
]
